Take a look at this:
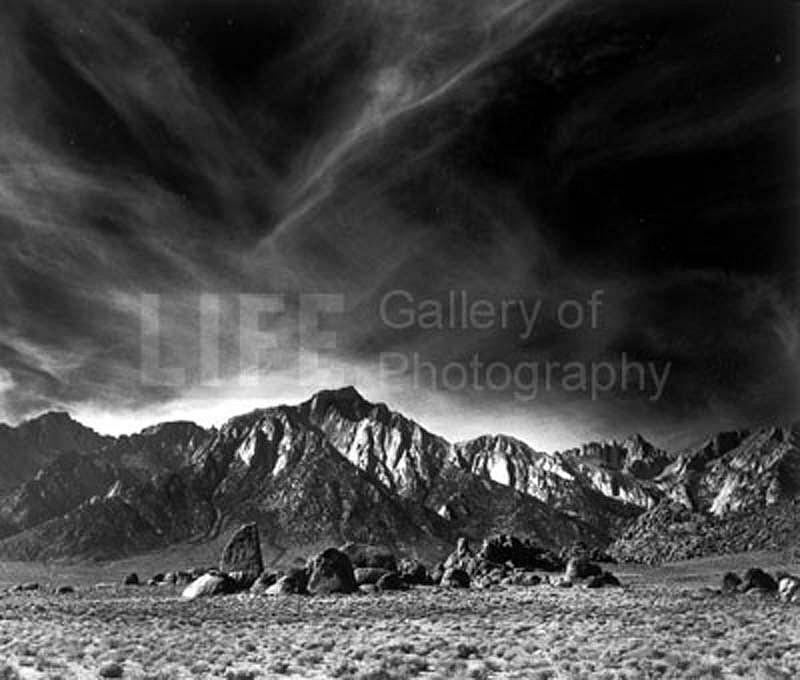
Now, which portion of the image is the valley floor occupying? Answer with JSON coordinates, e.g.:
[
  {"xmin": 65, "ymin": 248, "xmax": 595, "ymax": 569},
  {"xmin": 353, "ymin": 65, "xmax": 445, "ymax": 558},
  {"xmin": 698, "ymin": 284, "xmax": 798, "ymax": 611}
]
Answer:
[{"xmin": 1, "ymin": 554, "xmax": 799, "ymax": 680}]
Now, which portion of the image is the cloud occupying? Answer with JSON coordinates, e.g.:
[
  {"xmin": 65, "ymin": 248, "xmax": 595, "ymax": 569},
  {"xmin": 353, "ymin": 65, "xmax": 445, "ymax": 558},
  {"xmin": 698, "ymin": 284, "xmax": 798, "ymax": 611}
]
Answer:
[{"xmin": 0, "ymin": 0, "xmax": 796, "ymax": 452}]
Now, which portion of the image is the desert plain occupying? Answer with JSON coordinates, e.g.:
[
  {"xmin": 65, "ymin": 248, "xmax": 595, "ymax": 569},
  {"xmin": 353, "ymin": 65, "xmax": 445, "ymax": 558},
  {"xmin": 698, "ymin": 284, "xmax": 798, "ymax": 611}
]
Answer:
[{"xmin": 1, "ymin": 550, "xmax": 798, "ymax": 680}]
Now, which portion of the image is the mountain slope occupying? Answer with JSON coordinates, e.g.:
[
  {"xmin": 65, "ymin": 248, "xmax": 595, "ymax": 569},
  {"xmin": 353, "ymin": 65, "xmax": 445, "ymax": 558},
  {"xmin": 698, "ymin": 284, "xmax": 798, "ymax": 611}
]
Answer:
[
  {"xmin": 0, "ymin": 412, "xmax": 111, "ymax": 493},
  {"xmin": 612, "ymin": 423, "xmax": 800, "ymax": 563}
]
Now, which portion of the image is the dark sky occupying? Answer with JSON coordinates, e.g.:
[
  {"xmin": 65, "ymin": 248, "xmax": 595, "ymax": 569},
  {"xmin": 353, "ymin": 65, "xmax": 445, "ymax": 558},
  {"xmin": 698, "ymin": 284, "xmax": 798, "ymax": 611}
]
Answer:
[{"xmin": 0, "ymin": 0, "xmax": 797, "ymax": 450}]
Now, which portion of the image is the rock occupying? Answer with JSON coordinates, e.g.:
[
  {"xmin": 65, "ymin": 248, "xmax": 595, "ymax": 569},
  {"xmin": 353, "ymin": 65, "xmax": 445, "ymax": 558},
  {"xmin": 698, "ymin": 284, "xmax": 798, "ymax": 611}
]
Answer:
[
  {"xmin": 551, "ymin": 575, "xmax": 573, "ymax": 587},
  {"xmin": 181, "ymin": 573, "xmax": 236, "ymax": 600},
  {"xmin": 722, "ymin": 572, "xmax": 742, "ymax": 593},
  {"xmin": 307, "ymin": 548, "xmax": 357, "ymax": 595},
  {"xmin": 123, "ymin": 573, "xmax": 139, "ymax": 586},
  {"xmin": 339, "ymin": 543, "xmax": 397, "ymax": 571},
  {"xmin": 565, "ymin": 558, "xmax": 603, "ymax": 581},
  {"xmin": 742, "ymin": 568, "xmax": 778, "ymax": 592},
  {"xmin": 430, "ymin": 562, "xmax": 445, "ymax": 585},
  {"xmin": 219, "ymin": 523, "xmax": 263, "ymax": 587},
  {"xmin": 265, "ymin": 570, "xmax": 308, "ymax": 596},
  {"xmin": 228, "ymin": 571, "xmax": 257, "ymax": 591},
  {"xmin": 354, "ymin": 568, "xmax": 391, "ymax": 586},
  {"xmin": 148, "ymin": 573, "xmax": 165, "ymax": 586},
  {"xmin": 55, "ymin": 585, "xmax": 74, "ymax": 594},
  {"xmin": 479, "ymin": 534, "xmax": 564, "ymax": 572},
  {"xmin": 376, "ymin": 572, "xmax": 409, "ymax": 591},
  {"xmin": 778, "ymin": 576, "xmax": 800, "ymax": 603},
  {"xmin": 98, "ymin": 661, "xmax": 124, "ymax": 678},
  {"xmin": 443, "ymin": 537, "xmax": 478, "ymax": 574},
  {"xmin": 508, "ymin": 571, "xmax": 542, "ymax": 587},
  {"xmin": 358, "ymin": 584, "xmax": 377, "ymax": 594},
  {"xmin": 398, "ymin": 558, "xmax": 431, "ymax": 585},
  {"xmin": 249, "ymin": 571, "xmax": 278, "ymax": 594},
  {"xmin": 441, "ymin": 567, "xmax": 470, "ymax": 588},
  {"xmin": 15, "ymin": 582, "xmax": 39, "ymax": 592},
  {"xmin": 586, "ymin": 571, "xmax": 621, "ymax": 588}
]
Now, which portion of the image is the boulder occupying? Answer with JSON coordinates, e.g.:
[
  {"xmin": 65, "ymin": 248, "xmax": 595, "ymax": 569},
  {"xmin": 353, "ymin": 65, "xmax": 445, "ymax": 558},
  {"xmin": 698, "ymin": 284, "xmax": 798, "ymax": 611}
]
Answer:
[
  {"xmin": 250, "ymin": 571, "xmax": 278, "ymax": 594},
  {"xmin": 508, "ymin": 571, "xmax": 542, "ymax": 587},
  {"xmin": 55, "ymin": 585, "xmax": 74, "ymax": 595},
  {"xmin": 778, "ymin": 576, "xmax": 800, "ymax": 603},
  {"xmin": 148, "ymin": 573, "xmax": 165, "ymax": 586},
  {"xmin": 443, "ymin": 537, "xmax": 478, "ymax": 574},
  {"xmin": 565, "ymin": 558, "xmax": 603, "ymax": 581},
  {"xmin": 123, "ymin": 573, "xmax": 139, "ymax": 586},
  {"xmin": 398, "ymin": 558, "xmax": 431, "ymax": 585},
  {"xmin": 339, "ymin": 543, "xmax": 397, "ymax": 571},
  {"xmin": 376, "ymin": 572, "xmax": 409, "ymax": 591},
  {"xmin": 354, "ymin": 568, "xmax": 391, "ymax": 586},
  {"xmin": 551, "ymin": 575, "xmax": 573, "ymax": 588},
  {"xmin": 15, "ymin": 582, "xmax": 39, "ymax": 592},
  {"xmin": 441, "ymin": 567, "xmax": 470, "ymax": 588},
  {"xmin": 265, "ymin": 569, "xmax": 308, "ymax": 596},
  {"xmin": 742, "ymin": 568, "xmax": 778, "ymax": 592},
  {"xmin": 181, "ymin": 573, "xmax": 236, "ymax": 600},
  {"xmin": 479, "ymin": 534, "xmax": 564, "ymax": 572},
  {"xmin": 586, "ymin": 571, "xmax": 621, "ymax": 588},
  {"xmin": 307, "ymin": 548, "xmax": 357, "ymax": 595},
  {"xmin": 219, "ymin": 523, "xmax": 263, "ymax": 586},
  {"xmin": 722, "ymin": 572, "xmax": 742, "ymax": 593},
  {"xmin": 430, "ymin": 562, "xmax": 445, "ymax": 585},
  {"xmin": 359, "ymin": 584, "xmax": 378, "ymax": 595}
]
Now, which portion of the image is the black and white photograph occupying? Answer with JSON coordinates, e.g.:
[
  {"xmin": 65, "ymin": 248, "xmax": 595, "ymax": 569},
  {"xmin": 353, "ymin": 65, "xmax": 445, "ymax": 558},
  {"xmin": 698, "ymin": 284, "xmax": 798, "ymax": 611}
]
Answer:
[{"xmin": 0, "ymin": 0, "xmax": 798, "ymax": 677}]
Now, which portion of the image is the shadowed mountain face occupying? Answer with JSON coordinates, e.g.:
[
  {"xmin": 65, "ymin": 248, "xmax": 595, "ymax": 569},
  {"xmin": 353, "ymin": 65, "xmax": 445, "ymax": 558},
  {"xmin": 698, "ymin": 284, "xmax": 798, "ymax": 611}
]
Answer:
[
  {"xmin": 0, "ymin": 412, "xmax": 111, "ymax": 494},
  {"xmin": 0, "ymin": 387, "xmax": 796, "ymax": 562}
]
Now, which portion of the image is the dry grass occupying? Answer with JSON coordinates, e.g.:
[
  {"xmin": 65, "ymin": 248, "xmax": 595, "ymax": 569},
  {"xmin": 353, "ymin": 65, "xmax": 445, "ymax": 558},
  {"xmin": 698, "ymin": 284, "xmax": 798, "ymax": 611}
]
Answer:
[{"xmin": 1, "ymin": 576, "xmax": 798, "ymax": 679}]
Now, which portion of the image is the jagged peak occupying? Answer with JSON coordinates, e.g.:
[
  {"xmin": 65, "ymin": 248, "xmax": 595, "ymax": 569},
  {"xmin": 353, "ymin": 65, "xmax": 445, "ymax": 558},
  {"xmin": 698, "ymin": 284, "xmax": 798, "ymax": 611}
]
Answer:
[
  {"xmin": 304, "ymin": 385, "xmax": 376, "ymax": 417},
  {"xmin": 136, "ymin": 420, "xmax": 207, "ymax": 438},
  {"xmin": 456, "ymin": 433, "xmax": 538, "ymax": 452}
]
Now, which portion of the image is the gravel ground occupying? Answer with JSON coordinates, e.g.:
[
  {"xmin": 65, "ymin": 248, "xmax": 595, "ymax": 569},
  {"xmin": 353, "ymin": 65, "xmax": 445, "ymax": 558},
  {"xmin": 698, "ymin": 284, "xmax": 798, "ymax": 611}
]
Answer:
[{"xmin": 1, "ymin": 578, "xmax": 799, "ymax": 679}]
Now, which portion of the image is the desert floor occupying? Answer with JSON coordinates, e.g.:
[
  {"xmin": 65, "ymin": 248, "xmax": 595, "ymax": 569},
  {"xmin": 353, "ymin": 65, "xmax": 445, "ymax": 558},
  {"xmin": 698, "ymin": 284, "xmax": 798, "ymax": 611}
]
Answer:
[{"xmin": 0, "ymin": 552, "xmax": 798, "ymax": 680}]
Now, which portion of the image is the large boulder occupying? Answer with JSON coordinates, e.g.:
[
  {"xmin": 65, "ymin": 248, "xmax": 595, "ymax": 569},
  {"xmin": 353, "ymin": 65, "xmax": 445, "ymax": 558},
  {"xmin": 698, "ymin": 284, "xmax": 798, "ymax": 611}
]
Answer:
[
  {"xmin": 565, "ymin": 558, "xmax": 603, "ymax": 582},
  {"xmin": 181, "ymin": 573, "xmax": 236, "ymax": 600},
  {"xmin": 354, "ymin": 568, "xmax": 392, "ymax": 586},
  {"xmin": 742, "ymin": 568, "xmax": 778, "ymax": 593},
  {"xmin": 722, "ymin": 572, "xmax": 742, "ymax": 593},
  {"xmin": 376, "ymin": 572, "xmax": 409, "ymax": 591},
  {"xmin": 307, "ymin": 548, "xmax": 357, "ymax": 595},
  {"xmin": 339, "ymin": 543, "xmax": 397, "ymax": 571},
  {"xmin": 219, "ymin": 523, "xmax": 263, "ymax": 587},
  {"xmin": 398, "ymin": 558, "xmax": 432, "ymax": 585},
  {"xmin": 441, "ymin": 567, "xmax": 470, "ymax": 589}
]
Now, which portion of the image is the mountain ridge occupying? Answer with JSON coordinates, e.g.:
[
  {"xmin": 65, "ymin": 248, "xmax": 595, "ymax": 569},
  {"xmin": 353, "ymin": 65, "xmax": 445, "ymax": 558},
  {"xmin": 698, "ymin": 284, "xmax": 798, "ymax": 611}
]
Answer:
[{"xmin": 0, "ymin": 387, "xmax": 796, "ymax": 564}]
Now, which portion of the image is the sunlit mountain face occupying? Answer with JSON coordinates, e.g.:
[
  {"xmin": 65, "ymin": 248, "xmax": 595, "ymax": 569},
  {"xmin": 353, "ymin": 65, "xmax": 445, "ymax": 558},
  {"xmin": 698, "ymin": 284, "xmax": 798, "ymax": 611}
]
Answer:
[{"xmin": 0, "ymin": 0, "xmax": 797, "ymax": 451}]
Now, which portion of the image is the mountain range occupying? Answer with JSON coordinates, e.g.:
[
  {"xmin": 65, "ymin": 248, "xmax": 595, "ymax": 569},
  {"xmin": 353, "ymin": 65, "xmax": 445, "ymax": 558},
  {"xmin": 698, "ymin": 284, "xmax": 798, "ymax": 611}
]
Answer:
[{"xmin": 0, "ymin": 387, "xmax": 796, "ymax": 564}]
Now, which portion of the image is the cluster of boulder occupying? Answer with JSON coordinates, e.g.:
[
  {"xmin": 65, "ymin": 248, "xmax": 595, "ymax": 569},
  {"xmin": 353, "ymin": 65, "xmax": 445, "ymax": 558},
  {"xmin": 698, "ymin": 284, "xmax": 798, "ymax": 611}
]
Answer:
[
  {"xmin": 173, "ymin": 525, "xmax": 623, "ymax": 600},
  {"xmin": 433, "ymin": 535, "xmax": 621, "ymax": 590},
  {"xmin": 612, "ymin": 499, "xmax": 800, "ymax": 564},
  {"xmin": 720, "ymin": 567, "xmax": 800, "ymax": 603}
]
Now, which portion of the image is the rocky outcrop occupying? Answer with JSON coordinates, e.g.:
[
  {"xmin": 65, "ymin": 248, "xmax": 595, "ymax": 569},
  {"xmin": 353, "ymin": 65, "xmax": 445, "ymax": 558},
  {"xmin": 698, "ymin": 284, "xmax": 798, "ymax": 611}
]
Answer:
[
  {"xmin": 611, "ymin": 424, "xmax": 800, "ymax": 563},
  {"xmin": 181, "ymin": 573, "xmax": 236, "ymax": 600},
  {"xmin": 219, "ymin": 523, "xmax": 263, "ymax": 585},
  {"xmin": 306, "ymin": 548, "xmax": 357, "ymax": 595}
]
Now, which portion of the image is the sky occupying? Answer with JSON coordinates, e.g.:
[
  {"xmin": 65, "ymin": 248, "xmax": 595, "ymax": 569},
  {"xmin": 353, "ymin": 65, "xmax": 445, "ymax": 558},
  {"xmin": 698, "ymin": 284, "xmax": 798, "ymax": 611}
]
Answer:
[{"xmin": 0, "ymin": 0, "xmax": 797, "ymax": 452}]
